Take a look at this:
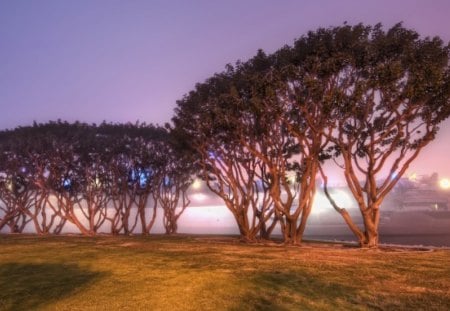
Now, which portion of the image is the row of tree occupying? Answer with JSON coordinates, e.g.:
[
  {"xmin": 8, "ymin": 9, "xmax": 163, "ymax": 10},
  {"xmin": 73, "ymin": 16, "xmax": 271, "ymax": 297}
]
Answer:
[
  {"xmin": 172, "ymin": 23, "xmax": 450, "ymax": 247},
  {"xmin": 1, "ymin": 23, "xmax": 449, "ymax": 247},
  {"xmin": 0, "ymin": 121, "xmax": 195, "ymax": 235}
]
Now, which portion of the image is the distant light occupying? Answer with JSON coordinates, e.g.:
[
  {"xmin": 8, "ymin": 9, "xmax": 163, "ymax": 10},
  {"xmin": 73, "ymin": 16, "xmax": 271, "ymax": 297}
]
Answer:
[
  {"xmin": 94, "ymin": 177, "xmax": 101, "ymax": 187},
  {"xmin": 408, "ymin": 172, "xmax": 417, "ymax": 182},
  {"xmin": 63, "ymin": 178, "xmax": 72, "ymax": 189},
  {"xmin": 43, "ymin": 169, "xmax": 50, "ymax": 179},
  {"xmin": 192, "ymin": 179, "xmax": 202, "ymax": 190},
  {"xmin": 286, "ymin": 171, "xmax": 297, "ymax": 184},
  {"xmin": 439, "ymin": 178, "xmax": 450, "ymax": 190},
  {"xmin": 139, "ymin": 173, "xmax": 148, "ymax": 188},
  {"xmin": 208, "ymin": 151, "xmax": 216, "ymax": 159},
  {"xmin": 390, "ymin": 172, "xmax": 398, "ymax": 180}
]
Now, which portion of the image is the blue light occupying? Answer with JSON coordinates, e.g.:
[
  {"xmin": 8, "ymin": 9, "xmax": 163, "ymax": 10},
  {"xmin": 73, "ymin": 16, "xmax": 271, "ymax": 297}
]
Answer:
[
  {"xmin": 164, "ymin": 176, "xmax": 171, "ymax": 187},
  {"xmin": 139, "ymin": 172, "xmax": 148, "ymax": 188},
  {"xmin": 390, "ymin": 172, "xmax": 398, "ymax": 180},
  {"xmin": 63, "ymin": 178, "xmax": 72, "ymax": 190},
  {"xmin": 129, "ymin": 168, "xmax": 153, "ymax": 188},
  {"xmin": 128, "ymin": 169, "xmax": 137, "ymax": 183}
]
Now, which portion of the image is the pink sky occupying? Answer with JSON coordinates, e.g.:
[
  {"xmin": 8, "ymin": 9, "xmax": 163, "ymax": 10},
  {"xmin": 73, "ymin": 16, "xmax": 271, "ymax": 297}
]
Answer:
[{"xmin": 1, "ymin": 0, "xmax": 449, "ymax": 178}]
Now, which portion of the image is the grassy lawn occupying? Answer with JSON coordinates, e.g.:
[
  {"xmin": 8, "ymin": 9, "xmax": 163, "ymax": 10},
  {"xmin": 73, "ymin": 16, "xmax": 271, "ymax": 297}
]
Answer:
[{"xmin": 0, "ymin": 235, "xmax": 449, "ymax": 310}]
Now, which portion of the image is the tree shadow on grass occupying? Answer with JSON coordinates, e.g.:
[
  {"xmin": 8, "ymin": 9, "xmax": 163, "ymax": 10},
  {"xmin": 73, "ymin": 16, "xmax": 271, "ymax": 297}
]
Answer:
[
  {"xmin": 0, "ymin": 263, "xmax": 104, "ymax": 311},
  {"xmin": 240, "ymin": 270, "xmax": 359, "ymax": 311}
]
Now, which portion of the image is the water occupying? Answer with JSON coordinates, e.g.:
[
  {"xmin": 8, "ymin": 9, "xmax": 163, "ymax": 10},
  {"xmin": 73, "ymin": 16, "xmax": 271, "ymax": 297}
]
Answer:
[{"xmin": 305, "ymin": 234, "xmax": 450, "ymax": 248}]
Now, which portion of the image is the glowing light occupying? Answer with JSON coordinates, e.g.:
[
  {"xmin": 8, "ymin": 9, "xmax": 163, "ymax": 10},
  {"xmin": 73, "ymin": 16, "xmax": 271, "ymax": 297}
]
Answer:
[
  {"xmin": 286, "ymin": 171, "xmax": 297, "ymax": 184},
  {"xmin": 439, "ymin": 178, "xmax": 450, "ymax": 190},
  {"xmin": 408, "ymin": 172, "xmax": 417, "ymax": 182},
  {"xmin": 43, "ymin": 169, "xmax": 50, "ymax": 179},
  {"xmin": 6, "ymin": 180, "xmax": 13, "ymax": 191},
  {"xmin": 62, "ymin": 178, "xmax": 72, "ymax": 190},
  {"xmin": 139, "ymin": 173, "xmax": 148, "ymax": 188},
  {"xmin": 192, "ymin": 179, "xmax": 202, "ymax": 190},
  {"xmin": 390, "ymin": 171, "xmax": 398, "ymax": 180},
  {"xmin": 208, "ymin": 151, "xmax": 216, "ymax": 159},
  {"xmin": 93, "ymin": 177, "xmax": 101, "ymax": 188},
  {"xmin": 129, "ymin": 169, "xmax": 137, "ymax": 182}
]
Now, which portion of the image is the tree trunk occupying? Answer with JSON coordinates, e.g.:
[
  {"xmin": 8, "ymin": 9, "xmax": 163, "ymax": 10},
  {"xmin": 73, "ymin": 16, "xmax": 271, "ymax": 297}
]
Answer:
[
  {"xmin": 237, "ymin": 225, "xmax": 257, "ymax": 243},
  {"xmin": 282, "ymin": 217, "xmax": 301, "ymax": 245},
  {"xmin": 363, "ymin": 230, "xmax": 379, "ymax": 248},
  {"xmin": 361, "ymin": 211, "xmax": 379, "ymax": 248}
]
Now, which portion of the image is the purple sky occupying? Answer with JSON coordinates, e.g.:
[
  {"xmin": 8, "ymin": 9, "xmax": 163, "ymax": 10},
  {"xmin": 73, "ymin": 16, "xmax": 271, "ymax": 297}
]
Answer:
[{"xmin": 1, "ymin": 0, "xmax": 450, "ymax": 178}]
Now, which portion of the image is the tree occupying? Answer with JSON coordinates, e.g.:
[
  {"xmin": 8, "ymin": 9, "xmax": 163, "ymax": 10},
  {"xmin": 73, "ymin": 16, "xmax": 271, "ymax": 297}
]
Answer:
[
  {"xmin": 173, "ymin": 70, "xmax": 277, "ymax": 242},
  {"xmin": 234, "ymin": 50, "xmax": 331, "ymax": 245},
  {"xmin": 296, "ymin": 23, "xmax": 450, "ymax": 247},
  {"xmin": 173, "ymin": 49, "xmax": 335, "ymax": 245}
]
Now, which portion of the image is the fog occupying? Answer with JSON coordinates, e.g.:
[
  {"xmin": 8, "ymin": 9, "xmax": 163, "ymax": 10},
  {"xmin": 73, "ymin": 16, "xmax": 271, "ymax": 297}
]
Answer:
[{"xmin": 2, "ymin": 176, "xmax": 449, "ymax": 247}]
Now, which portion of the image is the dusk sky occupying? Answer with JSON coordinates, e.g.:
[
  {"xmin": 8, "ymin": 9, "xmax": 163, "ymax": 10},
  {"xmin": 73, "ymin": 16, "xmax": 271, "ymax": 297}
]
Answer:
[{"xmin": 1, "ymin": 0, "xmax": 450, "ymax": 178}]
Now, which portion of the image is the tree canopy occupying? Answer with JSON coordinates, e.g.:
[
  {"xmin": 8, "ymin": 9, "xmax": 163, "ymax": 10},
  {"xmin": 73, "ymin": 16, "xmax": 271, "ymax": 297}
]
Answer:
[{"xmin": 173, "ymin": 23, "xmax": 450, "ymax": 247}]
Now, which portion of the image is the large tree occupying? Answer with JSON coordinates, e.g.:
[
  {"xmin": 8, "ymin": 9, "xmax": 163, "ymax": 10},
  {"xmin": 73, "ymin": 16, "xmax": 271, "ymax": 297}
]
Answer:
[
  {"xmin": 173, "ymin": 49, "xmax": 335, "ymax": 244},
  {"xmin": 236, "ymin": 50, "xmax": 331, "ymax": 245},
  {"xmin": 155, "ymin": 138, "xmax": 194, "ymax": 235},
  {"xmin": 173, "ymin": 70, "xmax": 278, "ymax": 242},
  {"xmin": 292, "ymin": 23, "xmax": 450, "ymax": 247}
]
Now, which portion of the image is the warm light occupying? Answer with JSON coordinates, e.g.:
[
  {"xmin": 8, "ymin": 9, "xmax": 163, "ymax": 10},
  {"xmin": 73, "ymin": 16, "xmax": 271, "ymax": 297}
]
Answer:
[
  {"xmin": 408, "ymin": 172, "xmax": 417, "ymax": 182},
  {"xmin": 6, "ymin": 180, "xmax": 13, "ymax": 191},
  {"xmin": 93, "ymin": 177, "xmax": 101, "ymax": 188},
  {"xmin": 439, "ymin": 178, "xmax": 450, "ymax": 190},
  {"xmin": 192, "ymin": 179, "xmax": 202, "ymax": 190},
  {"xmin": 286, "ymin": 171, "xmax": 297, "ymax": 184}
]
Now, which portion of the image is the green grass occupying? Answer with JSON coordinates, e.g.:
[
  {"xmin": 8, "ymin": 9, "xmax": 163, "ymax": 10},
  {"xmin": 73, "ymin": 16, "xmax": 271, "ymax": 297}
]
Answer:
[{"xmin": 0, "ymin": 235, "xmax": 449, "ymax": 310}]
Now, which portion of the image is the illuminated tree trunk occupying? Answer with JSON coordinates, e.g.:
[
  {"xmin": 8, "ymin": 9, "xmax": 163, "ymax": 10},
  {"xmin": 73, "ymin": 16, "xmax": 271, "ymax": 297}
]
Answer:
[{"xmin": 201, "ymin": 150, "xmax": 265, "ymax": 243}]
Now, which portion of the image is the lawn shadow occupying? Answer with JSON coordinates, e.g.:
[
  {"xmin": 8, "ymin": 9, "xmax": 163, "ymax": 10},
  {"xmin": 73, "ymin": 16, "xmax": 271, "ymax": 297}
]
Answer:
[
  {"xmin": 241, "ymin": 270, "xmax": 359, "ymax": 310},
  {"xmin": 0, "ymin": 262, "xmax": 104, "ymax": 311}
]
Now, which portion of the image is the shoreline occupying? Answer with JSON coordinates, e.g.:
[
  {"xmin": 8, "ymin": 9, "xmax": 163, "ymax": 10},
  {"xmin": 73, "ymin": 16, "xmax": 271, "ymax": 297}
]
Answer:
[{"xmin": 2, "ymin": 232, "xmax": 449, "ymax": 251}]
